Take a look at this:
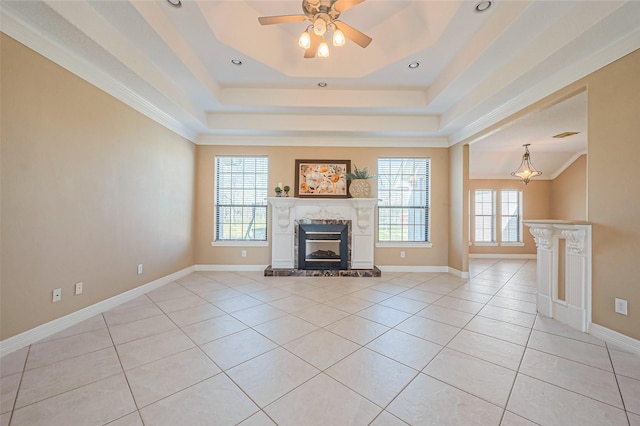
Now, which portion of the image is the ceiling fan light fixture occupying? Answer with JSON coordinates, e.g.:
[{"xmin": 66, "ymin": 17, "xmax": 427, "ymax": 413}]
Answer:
[
  {"xmin": 257, "ymin": 0, "xmax": 372, "ymax": 59},
  {"xmin": 167, "ymin": 0, "xmax": 182, "ymax": 8},
  {"xmin": 511, "ymin": 144, "xmax": 542, "ymax": 185},
  {"xmin": 298, "ymin": 29, "xmax": 311, "ymax": 49},
  {"xmin": 333, "ymin": 28, "xmax": 346, "ymax": 46},
  {"xmin": 318, "ymin": 37, "xmax": 330, "ymax": 57},
  {"xmin": 313, "ymin": 17, "xmax": 327, "ymax": 36}
]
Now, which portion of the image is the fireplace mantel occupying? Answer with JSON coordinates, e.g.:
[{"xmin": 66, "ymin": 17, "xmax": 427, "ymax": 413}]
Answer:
[{"xmin": 267, "ymin": 197, "xmax": 378, "ymax": 269}]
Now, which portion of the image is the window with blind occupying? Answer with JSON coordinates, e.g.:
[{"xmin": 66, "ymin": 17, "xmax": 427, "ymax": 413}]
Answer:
[
  {"xmin": 377, "ymin": 157, "xmax": 430, "ymax": 243},
  {"xmin": 501, "ymin": 189, "xmax": 522, "ymax": 243},
  {"xmin": 474, "ymin": 190, "xmax": 496, "ymax": 243},
  {"xmin": 214, "ymin": 156, "xmax": 268, "ymax": 242}
]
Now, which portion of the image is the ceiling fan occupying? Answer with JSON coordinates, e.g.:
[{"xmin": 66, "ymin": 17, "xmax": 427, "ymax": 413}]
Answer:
[{"xmin": 258, "ymin": 0, "xmax": 372, "ymax": 58}]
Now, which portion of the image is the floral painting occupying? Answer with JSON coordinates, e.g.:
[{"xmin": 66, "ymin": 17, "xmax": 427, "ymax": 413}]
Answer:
[{"xmin": 294, "ymin": 160, "xmax": 351, "ymax": 198}]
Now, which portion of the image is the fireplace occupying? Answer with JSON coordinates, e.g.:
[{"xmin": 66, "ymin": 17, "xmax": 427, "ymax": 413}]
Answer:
[
  {"xmin": 266, "ymin": 198, "xmax": 380, "ymax": 276},
  {"xmin": 296, "ymin": 220, "xmax": 350, "ymax": 270}
]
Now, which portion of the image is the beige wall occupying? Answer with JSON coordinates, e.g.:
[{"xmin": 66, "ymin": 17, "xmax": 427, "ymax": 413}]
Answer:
[
  {"xmin": 550, "ymin": 154, "xmax": 587, "ymax": 220},
  {"xmin": 1, "ymin": 35, "xmax": 196, "ymax": 339},
  {"xmin": 195, "ymin": 145, "xmax": 450, "ymax": 268},
  {"xmin": 461, "ymin": 49, "xmax": 640, "ymax": 340},
  {"xmin": 468, "ymin": 179, "xmax": 551, "ymax": 255},
  {"xmin": 586, "ymin": 50, "xmax": 640, "ymax": 340},
  {"xmin": 448, "ymin": 143, "xmax": 468, "ymax": 273}
]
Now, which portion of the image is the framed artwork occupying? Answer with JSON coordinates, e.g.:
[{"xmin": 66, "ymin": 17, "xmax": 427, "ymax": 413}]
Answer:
[{"xmin": 294, "ymin": 159, "xmax": 351, "ymax": 198}]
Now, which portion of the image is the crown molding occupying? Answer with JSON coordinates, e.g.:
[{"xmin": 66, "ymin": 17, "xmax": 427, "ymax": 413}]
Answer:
[
  {"xmin": 449, "ymin": 28, "xmax": 640, "ymax": 146},
  {"xmin": 195, "ymin": 133, "xmax": 449, "ymax": 148},
  {"xmin": 1, "ymin": 9, "xmax": 198, "ymax": 142},
  {"xmin": 548, "ymin": 150, "xmax": 587, "ymax": 180}
]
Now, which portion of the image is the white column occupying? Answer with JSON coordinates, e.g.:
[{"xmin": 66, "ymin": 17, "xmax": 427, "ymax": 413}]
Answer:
[
  {"xmin": 268, "ymin": 198, "xmax": 297, "ymax": 268},
  {"xmin": 349, "ymin": 198, "xmax": 377, "ymax": 269},
  {"xmin": 524, "ymin": 221, "xmax": 592, "ymax": 332}
]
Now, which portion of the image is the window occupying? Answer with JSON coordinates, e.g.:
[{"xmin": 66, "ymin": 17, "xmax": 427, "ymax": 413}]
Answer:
[
  {"xmin": 377, "ymin": 158, "xmax": 430, "ymax": 243},
  {"xmin": 472, "ymin": 188, "xmax": 523, "ymax": 246},
  {"xmin": 501, "ymin": 190, "xmax": 522, "ymax": 243},
  {"xmin": 474, "ymin": 190, "xmax": 495, "ymax": 243},
  {"xmin": 214, "ymin": 156, "xmax": 268, "ymax": 242}
]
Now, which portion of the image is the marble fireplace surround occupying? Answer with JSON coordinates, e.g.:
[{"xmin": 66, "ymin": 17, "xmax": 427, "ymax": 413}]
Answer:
[{"xmin": 267, "ymin": 197, "xmax": 378, "ymax": 271}]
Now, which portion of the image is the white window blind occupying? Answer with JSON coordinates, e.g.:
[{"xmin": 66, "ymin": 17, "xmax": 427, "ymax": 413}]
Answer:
[
  {"xmin": 501, "ymin": 190, "xmax": 522, "ymax": 243},
  {"xmin": 215, "ymin": 156, "xmax": 268, "ymax": 241},
  {"xmin": 377, "ymin": 158, "xmax": 430, "ymax": 242},
  {"xmin": 474, "ymin": 190, "xmax": 495, "ymax": 242}
]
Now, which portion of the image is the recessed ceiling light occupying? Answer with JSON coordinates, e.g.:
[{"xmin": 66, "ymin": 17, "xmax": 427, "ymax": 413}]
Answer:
[
  {"xmin": 475, "ymin": 1, "xmax": 492, "ymax": 12},
  {"xmin": 230, "ymin": 59, "xmax": 243, "ymax": 66},
  {"xmin": 318, "ymin": 82, "xmax": 327, "ymax": 87},
  {"xmin": 167, "ymin": 0, "xmax": 182, "ymax": 8},
  {"xmin": 408, "ymin": 62, "xmax": 420, "ymax": 69}
]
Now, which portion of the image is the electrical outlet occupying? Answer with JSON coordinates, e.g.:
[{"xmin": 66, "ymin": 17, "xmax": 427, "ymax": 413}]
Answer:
[
  {"xmin": 241, "ymin": 250, "xmax": 247, "ymax": 257},
  {"xmin": 137, "ymin": 264, "xmax": 143, "ymax": 275},
  {"xmin": 400, "ymin": 251, "xmax": 406, "ymax": 258},
  {"xmin": 615, "ymin": 298, "xmax": 628, "ymax": 315},
  {"xmin": 52, "ymin": 288, "xmax": 62, "ymax": 303},
  {"xmin": 75, "ymin": 282, "xmax": 83, "ymax": 295}
]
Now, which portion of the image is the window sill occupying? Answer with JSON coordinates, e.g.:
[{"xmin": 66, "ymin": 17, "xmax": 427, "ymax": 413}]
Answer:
[
  {"xmin": 376, "ymin": 242, "xmax": 432, "ymax": 248},
  {"xmin": 501, "ymin": 242, "xmax": 525, "ymax": 247},
  {"xmin": 211, "ymin": 241, "xmax": 269, "ymax": 247},
  {"xmin": 474, "ymin": 242, "xmax": 498, "ymax": 247}
]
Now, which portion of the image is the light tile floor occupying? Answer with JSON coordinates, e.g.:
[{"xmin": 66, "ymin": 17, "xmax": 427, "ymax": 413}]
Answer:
[{"xmin": 1, "ymin": 259, "xmax": 639, "ymax": 425}]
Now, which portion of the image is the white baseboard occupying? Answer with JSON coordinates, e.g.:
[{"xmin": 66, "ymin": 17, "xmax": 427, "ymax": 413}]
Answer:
[
  {"xmin": 469, "ymin": 254, "xmax": 537, "ymax": 259},
  {"xmin": 195, "ymin": 264, "xmax": 269, "ymax": 272},
  {"xmin": 448, "ymin": 267, "xmax": 470, "ymax": 279},
  {"xmin": 589, "ymin": 323, "xmax": 640, "ymax": 356},
  {"xmin": 0, "ymin": 266, "xmax": 194, "ymax": 358},
  {"xmin": 377, "ymin": 265, "xmax": 449, "ymax": 273}
]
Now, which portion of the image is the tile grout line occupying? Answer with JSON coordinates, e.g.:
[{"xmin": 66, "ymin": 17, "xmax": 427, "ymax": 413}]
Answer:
[
  {"xmin": 605, "ymin": 341, "xmax": 632, "ymax": 424},
  {"xmin": 5, "ymin": 344, "xmax": 31, "ymax": 425},
  {"xmin": 126, "ymin": 273, "xmax": 273, "ymax": 424},
  {"xmin": 366, "ymin": 262, "xmax": 525, "ymax": 423},
  {"xmin": 102, "ymin": 311, "xmax": 145, "ymax": 423}
]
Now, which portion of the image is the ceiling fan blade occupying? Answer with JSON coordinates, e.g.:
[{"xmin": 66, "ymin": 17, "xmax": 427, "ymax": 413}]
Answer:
[
  {"xmin": 333, "ymin": 0, "xmax": 367, "ymax": 13},
  {"xmin": 334, "ymin": 21, "xmax": 372, "ymax": 48},
  {"xmin": 258, "ymin": 15, "xmax": 307, "ymax": 25},
  {"xmin": 304, "ymin": 33, "xmax": 321, "ymax": 58}
]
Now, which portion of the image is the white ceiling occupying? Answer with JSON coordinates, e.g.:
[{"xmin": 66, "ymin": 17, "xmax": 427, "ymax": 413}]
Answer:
[
  {"xmin": 2, "ymin": 0, "xmax": 639, "ymax": 179},
  {"xmin": 469, "ymin": 90, "xmax": 588, "ymax": 180}
]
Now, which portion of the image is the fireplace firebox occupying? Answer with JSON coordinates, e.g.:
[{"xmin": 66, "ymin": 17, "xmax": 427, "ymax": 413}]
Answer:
[{"xmin": 296, "ymin": 221, "xmax": 350, "ymax": 270}]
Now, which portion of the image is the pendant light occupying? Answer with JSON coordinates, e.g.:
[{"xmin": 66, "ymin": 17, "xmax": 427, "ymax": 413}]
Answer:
[{"xmin": 511, "ymin": 144, "xmax": 542, "ymax": 185}]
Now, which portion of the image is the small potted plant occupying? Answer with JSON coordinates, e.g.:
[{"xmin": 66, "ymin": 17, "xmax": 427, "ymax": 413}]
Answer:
[
  {"xmin": 283, "ymin": 185, "xmax": 290, "ymax": 197},
  {"xmin": 274, "ymin": 186, "xmax": 282, "ymax": 197},
  {"xmin": 345, "ymin": 165, "xmax": 375, "ymax": 198}
]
